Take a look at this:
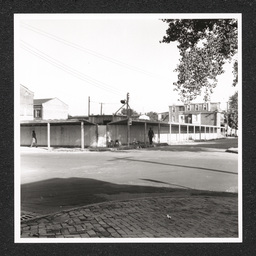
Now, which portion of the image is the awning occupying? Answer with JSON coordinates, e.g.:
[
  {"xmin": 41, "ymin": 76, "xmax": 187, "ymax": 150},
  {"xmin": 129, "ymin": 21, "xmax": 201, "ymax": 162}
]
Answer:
[
  {"xmin": 108, "ymin": 118, "xmax": 169, "ymax": 126},
  {"xmin": 20, "ymin": 119, "xmax": 96, "ymax": 126}
]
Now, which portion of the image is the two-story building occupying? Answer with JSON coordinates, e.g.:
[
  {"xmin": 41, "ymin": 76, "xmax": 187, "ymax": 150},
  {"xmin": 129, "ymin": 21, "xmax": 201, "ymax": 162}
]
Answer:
[{"xmin": 169, "ymin": 102, "xmax": 222, "ymax": 126}]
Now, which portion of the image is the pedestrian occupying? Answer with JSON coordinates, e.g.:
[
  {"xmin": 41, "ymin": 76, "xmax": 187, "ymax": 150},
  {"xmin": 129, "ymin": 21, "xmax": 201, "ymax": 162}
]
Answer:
[
  {"xmin": 148, "ymin": 127, "xmax": 154, "ymax": 145},
  {"xmin": 30, "ymin": 130, "xmax": 37, "ymax": 147}
]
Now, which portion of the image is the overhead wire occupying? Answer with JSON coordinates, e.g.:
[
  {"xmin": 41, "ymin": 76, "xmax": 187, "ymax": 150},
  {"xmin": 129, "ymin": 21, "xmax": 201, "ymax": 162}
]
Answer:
[
  {"xmin": 21, "ymin": 22, "xmax": 170, "ymax": 81},
  {"xmin": 20, "ymin": 40, "xmax": 125, "ymax": 96},
  {"xmin": 90, "ymin": 100, "xmax": 119, "ymax": 105}
]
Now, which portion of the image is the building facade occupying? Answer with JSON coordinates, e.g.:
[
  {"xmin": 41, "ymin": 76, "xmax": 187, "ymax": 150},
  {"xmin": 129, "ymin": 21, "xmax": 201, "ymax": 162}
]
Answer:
[
  {"xmin": 33, "ymin": 98, "xmax": 69, "ymax": 120},
  {"xmin": 20, "ymin": 85, "xmax": 34, "ymax": 120},
  {"xmin": 169, "ymin": 102, "xmax": 221, "ymax": 126},
  {"xmin": 158, "ymin": 112, "xmax": 169, "ymax": 122}
]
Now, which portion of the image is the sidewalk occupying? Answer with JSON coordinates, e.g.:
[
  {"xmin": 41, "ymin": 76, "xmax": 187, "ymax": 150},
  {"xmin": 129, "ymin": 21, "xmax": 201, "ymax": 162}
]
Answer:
[
  {"xmin": 21, "ymin": 194, "xmax": 238, "ymax": 238},
  {"xmin": 21, "ymin": 145, "xmax": 238, "ymax": 154}
]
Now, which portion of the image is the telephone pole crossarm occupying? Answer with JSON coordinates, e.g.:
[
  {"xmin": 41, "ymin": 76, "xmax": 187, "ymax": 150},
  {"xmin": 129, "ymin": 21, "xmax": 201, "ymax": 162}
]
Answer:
[{"xmin": 114, "ymin": 104, "xmax": 126, "ymax": 116}]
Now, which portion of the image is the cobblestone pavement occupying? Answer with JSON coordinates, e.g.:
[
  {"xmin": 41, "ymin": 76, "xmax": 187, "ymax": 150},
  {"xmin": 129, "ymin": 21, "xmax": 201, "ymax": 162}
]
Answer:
[{"xmin": 20, "ymin": 195, "xmax": 238, "ymax": 238}]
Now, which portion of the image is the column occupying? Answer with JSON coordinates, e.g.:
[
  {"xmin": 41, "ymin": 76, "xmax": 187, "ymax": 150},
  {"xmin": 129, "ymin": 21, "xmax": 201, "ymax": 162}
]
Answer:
[
  {"xmin": 144, "ymin": 122, "xmax": 147, "ymax": 145},
  {"xmin": 158, "ymin": 123, "xmax": 160, "ymax": 144},
  {"xmin": 106, "ymin": 124, "xmax": 109, "ymax": 147},
  {"xmin": 187, "ymin": 124, "xmax": 189, "ymax": 141},
  {"xmin": 81, "ymin": 121, "xmax": 84, "ymax": 150},
  {"xmin": 179, "ymin": 124, "xmax": 181, "ymax": 141},
  {"xmin": 169, "ymin": 123, "xmax": 172, "ymax": 144},
  {"xmin": 47, "ymin": 122, "xmax": 50, "ymax": 150},
  {"xmin": 95, "ymin": 124, "xmax": 99, "ymax": 147}
]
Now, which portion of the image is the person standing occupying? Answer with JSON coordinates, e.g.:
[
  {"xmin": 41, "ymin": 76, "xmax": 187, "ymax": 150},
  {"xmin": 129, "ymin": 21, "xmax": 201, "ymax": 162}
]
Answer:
[
  {"xmin": 148, "ymin": 127, "xmax": 154, "ymax": 145},
  {"xmin": 30, "ymin": 130, "xmax": 37, "ymax": 147}
]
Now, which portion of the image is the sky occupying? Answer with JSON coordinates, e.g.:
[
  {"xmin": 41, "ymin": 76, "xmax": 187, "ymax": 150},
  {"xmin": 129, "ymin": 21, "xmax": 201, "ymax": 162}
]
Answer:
[{"xmin": 15, "ymin": 14, "xmax": 239, "ymax": 116}]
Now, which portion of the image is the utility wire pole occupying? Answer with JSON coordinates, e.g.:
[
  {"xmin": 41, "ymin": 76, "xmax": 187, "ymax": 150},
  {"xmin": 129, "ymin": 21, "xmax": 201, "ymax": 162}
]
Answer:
[
  {"xmin": 100, "ymin": 102, "xmax": 104, "ymax": 115},
  {"xmin": 113, "ymin": 93, "xmax": 131, "ymax": 146},
  {"xmin": 88, "ymin": 96, "xmax": 90, "ymax": 117},
  {"xmin": 127, "ymin": 92, "xmax": 130, "ymax": 146}
]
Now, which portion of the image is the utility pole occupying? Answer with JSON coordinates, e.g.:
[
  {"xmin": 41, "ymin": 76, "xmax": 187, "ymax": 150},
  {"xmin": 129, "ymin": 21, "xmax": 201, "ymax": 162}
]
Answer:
[
  {"xmin": 127, "ymin": 92, "xmax": 130, "ymax": 146},
  {"xmin": 88, "ymin": 96, "xmax": 90, "ymax": 117},
  {"xmin": 100, "ymin": 103, "xmax": 103, "ymax": 115},
  {"xmin": 114, "ymin": 93, "xmax": 131, "ymax": 146}
]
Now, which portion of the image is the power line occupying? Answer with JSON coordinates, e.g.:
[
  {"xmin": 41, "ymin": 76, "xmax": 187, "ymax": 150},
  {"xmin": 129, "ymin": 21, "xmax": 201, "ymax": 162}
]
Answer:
[
  {"xmin": 21, "ymin": 43, "xmax": 122, "ymax": 96},
  {"xmin": 90, "ymin": 100, "xmax": 119, "ymax": 105},
  {"xmin": 21, "ymin": 40, "xmax": 124, "ymax": 95},
  {"xmin": 20, "ymin": 40, "xmax": 125, "ymax": 96},
  {"xmin": 21, "ymin": 22, "xmax": 170, "ymax": 81}
]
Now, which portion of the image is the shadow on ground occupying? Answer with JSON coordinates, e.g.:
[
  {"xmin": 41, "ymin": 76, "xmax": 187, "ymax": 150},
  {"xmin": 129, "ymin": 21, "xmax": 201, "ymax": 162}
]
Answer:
[
  {"xmin": 21, "ymin": 177, "xmax": 237, "ymax": 216},
  {"xmin": 146, "ymin": 139, "xmax": 238, "ymax": 152},
  {"xmin": 109, "ymin": 157, "xmax": 238, "ymax": 175}
]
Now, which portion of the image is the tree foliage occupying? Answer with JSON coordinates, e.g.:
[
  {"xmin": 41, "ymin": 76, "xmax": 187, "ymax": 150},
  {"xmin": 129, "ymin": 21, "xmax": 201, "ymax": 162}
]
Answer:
[
  {"xmin": 224, "ymin": 91, "xmax": 238, "ymax": 129},
  {"xmin": 161, "ymin": 19, "xmax": 238, "ymax": 102},
  {"xmin": 145, "ymin": 111, "xmax": 158, "ymax": 121},
  {"xmin": 232, "ymin": 60, "xmax": 238, "ymax": 87},
  {"xmin": 120, "ymin": 108, "xmax": 139, "ymax": 117}
]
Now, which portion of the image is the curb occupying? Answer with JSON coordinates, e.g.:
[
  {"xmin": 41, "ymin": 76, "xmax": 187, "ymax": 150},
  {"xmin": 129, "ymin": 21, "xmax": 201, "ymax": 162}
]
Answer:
[
  {"xmin": 226, "ymin": 148, "xmax": 238, "ymax": 154},
  {"xmin": 21, "ymin": 189, "xmax": 237, "ymax": 224}
]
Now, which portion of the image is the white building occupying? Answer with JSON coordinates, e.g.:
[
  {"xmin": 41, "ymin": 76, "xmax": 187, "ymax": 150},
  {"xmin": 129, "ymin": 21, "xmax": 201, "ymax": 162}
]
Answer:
[
  {"xmin": 20, "ymin": 85, "xmax": 34, "ymax": 121},
  {"xmin": 33, "ymin": 98, "xmax": 69, "ymax": 120}
]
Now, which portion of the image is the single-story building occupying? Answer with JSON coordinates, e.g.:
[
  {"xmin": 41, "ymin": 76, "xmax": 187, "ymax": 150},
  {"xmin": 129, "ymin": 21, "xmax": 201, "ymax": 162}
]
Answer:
[
  {"xmin": 107, "ymin": 118, "xmax": 170, "ymax": 146},
  {"xmin": 20, "ymin": 119, "xmax": 97, "ymax": 148},
  {"xmin": 106, "ymin": 118, "xmax": 225, "ymax": 145},
  {"xmin": 20, "ymin": 118, "xmax": 226, "ymax": 149}
]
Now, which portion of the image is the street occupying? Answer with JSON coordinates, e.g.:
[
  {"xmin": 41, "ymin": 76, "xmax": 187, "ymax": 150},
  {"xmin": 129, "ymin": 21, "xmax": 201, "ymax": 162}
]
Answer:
[{"xmin": 20, "ymin": 138, "xmax": 239, "ymax": 215}]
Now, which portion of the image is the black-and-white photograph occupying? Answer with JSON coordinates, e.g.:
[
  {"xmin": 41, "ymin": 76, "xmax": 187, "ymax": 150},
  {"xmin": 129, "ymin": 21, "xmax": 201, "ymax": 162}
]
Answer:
[{"xmin": 14, "ymin": 13, "xmax": 241, "ymax": 243}]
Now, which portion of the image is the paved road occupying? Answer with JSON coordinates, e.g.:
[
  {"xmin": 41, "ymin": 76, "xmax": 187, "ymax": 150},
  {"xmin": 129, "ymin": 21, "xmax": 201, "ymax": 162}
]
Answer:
[
  {"xmin": 19, "ymin": 138, "xmax": 239, "ymax": 239},
  {"xmin": 20, "ymin": 138, "xmax": 238, "ymax": 215}
]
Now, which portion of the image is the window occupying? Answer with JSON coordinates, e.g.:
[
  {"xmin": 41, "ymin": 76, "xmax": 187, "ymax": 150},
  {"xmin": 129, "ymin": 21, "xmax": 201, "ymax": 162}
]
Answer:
[
  {"xmin": 172, "ymin": 107, "xmax": 175, "ymax": 112},
  {"xmin": 187, "ymin": 105, "xmax": 191, "ymax": 111},
  {"xmin": 203, "ymin": 104, "xmax": 207, "ymax": 110},
  {"xmin": 195, "ymin": 105, "xmax": 199, "ymax": 111},
  {"xmin": 34, "ymin": 109, "xmax": 41, "ymax": 118},
  {"xmin": 178, "ymin": 106, "xmax": 185, "ymax": 111},
  {"xmin": 172, "ymin": 115, "xmax": 175, "ymax": 122},
  {"xmin": 179, "ymin": 115, "xmax": 185, "ymax": 123},
  {"xmin": 192, "ymin": 114, "xmax": 199, "ymax": 123}
]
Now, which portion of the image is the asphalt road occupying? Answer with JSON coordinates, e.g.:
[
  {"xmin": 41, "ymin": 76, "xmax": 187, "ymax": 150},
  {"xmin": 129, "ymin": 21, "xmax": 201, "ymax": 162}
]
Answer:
[{"xmin": 20, "ymin": 138, "xmax": 239, "ymax": 215}]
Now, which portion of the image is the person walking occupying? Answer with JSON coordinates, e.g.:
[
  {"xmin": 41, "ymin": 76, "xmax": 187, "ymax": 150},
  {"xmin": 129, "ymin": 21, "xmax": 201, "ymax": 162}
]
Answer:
[
  {"xmin": 148, "ymin": 127, "xmax": 154, "ymax": 145},
  {"xmin": 30, "ymin": 130, "xmax": 37, "ymax": 147}
]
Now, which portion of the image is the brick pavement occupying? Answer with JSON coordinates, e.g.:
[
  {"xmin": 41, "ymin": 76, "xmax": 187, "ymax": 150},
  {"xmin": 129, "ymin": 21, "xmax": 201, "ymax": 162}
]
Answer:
[{"xmin": 20, "ymin": 195, "xmax": 238, "ymax": 238}]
